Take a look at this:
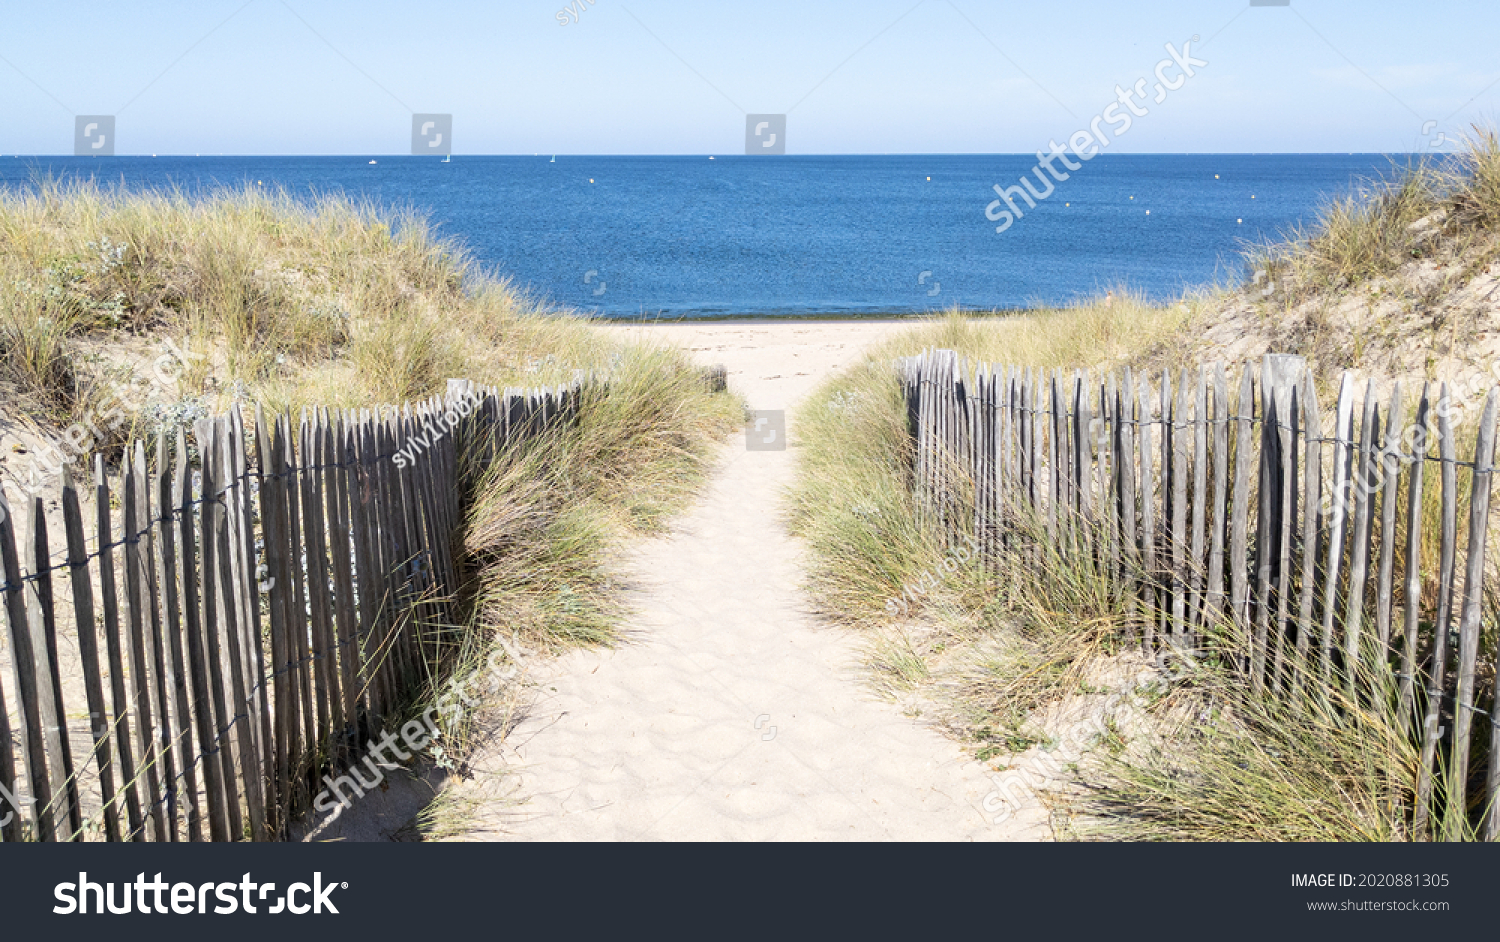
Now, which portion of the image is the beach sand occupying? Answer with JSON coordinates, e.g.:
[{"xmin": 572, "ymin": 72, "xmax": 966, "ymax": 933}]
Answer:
[{"xmin": 370, "ymin": 320, "xmax": 1049, "ymax": 841}]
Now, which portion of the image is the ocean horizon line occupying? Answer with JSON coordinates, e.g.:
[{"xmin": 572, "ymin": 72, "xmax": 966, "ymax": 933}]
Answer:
[
  {"xmin": 1, "ymin": 152, "xmax": 1387, "ymax": 316},
  {"xmin": 5, "ymin": 151, "xmax": 1411, "ymax": 159}
]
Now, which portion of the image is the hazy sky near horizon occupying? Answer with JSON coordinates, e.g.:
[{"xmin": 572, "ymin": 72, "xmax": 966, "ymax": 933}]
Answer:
[{"xmin": 1, "ymin": 0, "xmax": 1497, "ymax": 155}]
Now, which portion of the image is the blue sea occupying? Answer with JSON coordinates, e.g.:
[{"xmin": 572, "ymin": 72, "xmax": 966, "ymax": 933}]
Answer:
[{"xmin": 1, "ymin": 154, "xmax": 1405, "ymax": 318}]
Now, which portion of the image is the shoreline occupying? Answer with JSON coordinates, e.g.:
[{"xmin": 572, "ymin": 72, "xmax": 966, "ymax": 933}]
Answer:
[
  {"xmin": 587, "ymin": 309, "xmax": 1032, "ymax": 325},
  {"xmin": 605, "ymin": 319, "xmax": 914, "ymax": 411}
]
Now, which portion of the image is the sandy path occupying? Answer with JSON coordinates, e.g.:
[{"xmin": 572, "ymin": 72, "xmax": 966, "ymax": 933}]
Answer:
[{"xmin": 442, "ymin": 322, "xmax": 1049, "ymax": 841}]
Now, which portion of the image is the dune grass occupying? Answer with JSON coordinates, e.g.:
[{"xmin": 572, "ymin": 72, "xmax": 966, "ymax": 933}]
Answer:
[
  {"xmin": 888, "ymin": 292, "xmax": 1199, "ymax": 376},
  {"xmin": 1069, "ymin": 623, "xmax": 1436, "ymax": 843},
  {"xmin": 0, "ymin": 177, "xmax": 632, "ymax": 437},
  {"xmin": 1, "ymin": 178, "xmax": 743, "ymax": 805},
  {"xmin": 1246, "ymin": 127, "xmax": 1500, "ymax": 307}
]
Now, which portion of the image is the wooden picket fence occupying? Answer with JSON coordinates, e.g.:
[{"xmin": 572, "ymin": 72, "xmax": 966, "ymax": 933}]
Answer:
[
  {"xmin": 898, "ymin": 348, "xmax": 1500, "ymax": 840},
  {"xmin": 0, "ymin": 378, "xmax": 586, "ymax": 841}
]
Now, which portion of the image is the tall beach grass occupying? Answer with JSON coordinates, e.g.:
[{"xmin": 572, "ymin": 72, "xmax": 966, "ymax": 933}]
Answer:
[{"xmin": 0, "ymin": 177, "xmax": 742, "ymax": 800}]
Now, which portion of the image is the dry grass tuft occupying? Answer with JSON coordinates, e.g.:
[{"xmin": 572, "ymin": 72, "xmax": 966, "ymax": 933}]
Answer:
[{"xmin": 1069, "ymin": 627, "xmax": 1431, "ymax": 842}]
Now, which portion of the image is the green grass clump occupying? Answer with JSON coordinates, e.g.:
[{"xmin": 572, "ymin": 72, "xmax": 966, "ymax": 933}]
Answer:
[
  {"xmin": 1449, "ymin": 126, "xmax": 1500, "ymax": 230},
  {"xmin": 1070, "ymin": 628, "xmax": 1432, "ymax": 843},
  {"xmin": 0, "ymin": 294, "xmax": 90, "ymax": 422},
  {"xmin": 787, "ymin": 355, "xmax": 934, "ymax": 625}
]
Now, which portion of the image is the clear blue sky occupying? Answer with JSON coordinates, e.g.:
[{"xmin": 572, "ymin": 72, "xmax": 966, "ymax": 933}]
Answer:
[{"xmin": 1, "ymin": 0, "xmax": 1496, "ymax": 155}]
